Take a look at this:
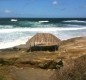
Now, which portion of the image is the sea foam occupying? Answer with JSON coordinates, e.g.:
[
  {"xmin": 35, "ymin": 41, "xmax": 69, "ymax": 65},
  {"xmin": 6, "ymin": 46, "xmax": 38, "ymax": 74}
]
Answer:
[
  {"xmin": 0, "ymin": 36, "xmax": 30, "ymax": 49},
  {"xmin": 38, "ymin": 21, "xmax": 49, "ymax": 23},
  {"xmin": 0, "ymin": 27, "xmax": 86, "ymax": 33},
  {"xmin": 0, "ymin": 18, "xmax": 86, "ymax": 49},
  {"xmin": 63, "ymin": 20, "xmax": 86, "ymax": 23}
]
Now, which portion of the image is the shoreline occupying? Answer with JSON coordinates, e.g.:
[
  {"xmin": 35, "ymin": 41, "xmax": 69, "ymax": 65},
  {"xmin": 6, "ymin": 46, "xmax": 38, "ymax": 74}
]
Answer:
[
  {"xmin": 0, "ymin": 36, "xmax": 86, "ymax": 80},
  {"xmin": 0, "ymin": 36, "xmax": 86, "ymax": 50}
]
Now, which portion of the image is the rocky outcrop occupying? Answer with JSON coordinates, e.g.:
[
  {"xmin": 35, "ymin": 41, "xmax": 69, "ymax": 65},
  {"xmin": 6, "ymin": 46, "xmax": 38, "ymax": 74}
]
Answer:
[
  {"xmin": 59, "ymin": 37, "xmax": 86, "ymax": 51},
  {"xmin": 38, "ymin": 59, "xmax": 63, "ymax": 69},
  {"xmin": 15, "ymin": 58, "xmax": 63, "ymax": 69},
  {"xmin": 0, "ymin": 36, "xmax": 86, "ymax": 80}
]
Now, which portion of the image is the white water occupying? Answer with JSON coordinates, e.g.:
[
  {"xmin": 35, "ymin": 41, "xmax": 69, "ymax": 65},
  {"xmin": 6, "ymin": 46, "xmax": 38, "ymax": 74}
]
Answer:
[
  {"xmin": 0, "ymin": 27, "xmax": 86, "ymax": 33},
  {"xmin": 11, "ymin": 19, "xmax": 18, "ymax": 22},
  {"xmin": 63, "ymin": 20, "xmax": 86, "ymax": 23},
  {"xmin": 0, "ymin": 19, "xmax": 86, "ymax": 49},
  {"xmin": 0, "ymin": 36, "xmax": 30, "ymax": 49},
  {"xmin": 38, "ymin": 21, "xmax": 49, "ymax": 23},
  {"xmin": 0, "ymin": 26, "xmax": 86, "ymax": 49}
]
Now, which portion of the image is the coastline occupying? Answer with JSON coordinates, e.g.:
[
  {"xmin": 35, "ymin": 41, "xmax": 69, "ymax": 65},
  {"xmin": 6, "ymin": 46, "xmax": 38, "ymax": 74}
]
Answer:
[{"xmin": 0, "ymin": 36, "xmax": 86, "ymax": 80}]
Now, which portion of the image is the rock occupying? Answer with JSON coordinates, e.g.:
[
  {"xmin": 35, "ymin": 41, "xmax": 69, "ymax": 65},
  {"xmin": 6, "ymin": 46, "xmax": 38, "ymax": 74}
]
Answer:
[
  {"xmin": 38, "ymin": 60, "xmax": 52, "ymax": 69},
  {"xmin": 38, "ymin": 59, "xmax": 63, "ymax": 69}
]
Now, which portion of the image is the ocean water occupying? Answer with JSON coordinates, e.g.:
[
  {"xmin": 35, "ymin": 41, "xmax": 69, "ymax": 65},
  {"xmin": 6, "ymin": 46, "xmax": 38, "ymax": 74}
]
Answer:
[{"xmin": 0, "ymin": 18, "xmax": 86, "ymax": 49}]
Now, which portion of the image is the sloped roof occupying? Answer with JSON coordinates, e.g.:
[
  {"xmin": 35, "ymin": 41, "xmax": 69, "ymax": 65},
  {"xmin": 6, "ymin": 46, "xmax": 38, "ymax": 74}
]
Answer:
[{"xmin": 26, "ymin": 33, "xmax": 61, "ymax": 46}]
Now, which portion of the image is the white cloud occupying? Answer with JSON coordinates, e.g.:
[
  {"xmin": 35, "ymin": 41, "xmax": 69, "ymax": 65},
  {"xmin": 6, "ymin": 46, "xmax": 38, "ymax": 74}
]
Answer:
[
  {"xmin": 52, "ymin": 1, "xmax": 58, "ymax": 5},
  {"xmin": 4, "ymin": 9, "xmax": 11, "ymax": 13}
]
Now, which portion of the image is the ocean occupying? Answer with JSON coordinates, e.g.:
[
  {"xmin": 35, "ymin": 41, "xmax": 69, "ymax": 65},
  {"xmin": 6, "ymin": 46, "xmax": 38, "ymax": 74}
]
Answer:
[{"xmin": 0, "ymin": 18, "xmax": 86, "ymax": 49}]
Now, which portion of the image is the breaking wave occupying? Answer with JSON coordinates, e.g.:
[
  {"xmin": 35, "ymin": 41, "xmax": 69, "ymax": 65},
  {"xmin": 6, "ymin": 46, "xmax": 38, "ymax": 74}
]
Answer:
[
  {"xmin": 38, "ymin": 21, "xmax": 49, "ymax": 23},
  {"xmin": 63, "ymin": 20, "xmax": 86, "ymax": 23},
  {"xmin": 0, "ymin": 18, "xmax": 86, "ymax": 49},
  {"xmin": 0, "ymin": 27, "xmax": 86, "ymax": 33},
  {"xmin": 0, "ymin": 36, "xmax": 30, "ymax": 49}
]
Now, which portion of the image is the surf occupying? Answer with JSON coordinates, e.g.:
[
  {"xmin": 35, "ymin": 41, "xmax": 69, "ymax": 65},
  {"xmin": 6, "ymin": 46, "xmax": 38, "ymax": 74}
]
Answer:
[
  {"xmin": 0, "ymin": 36, "xmax": 30, "ymax": 49},
  {"xmin": 38, "ymin": 21, "xmax": 49, "ymax": 23},
  {"xmin": 0, "ymin": 27, "xmax": 86, "ymax": 33},
  {"xmin": 11, "ymin": 19, "xmax": 18, "ymax": 22},
  {"xmin": 63, "ymin": 20, "xmax": 86, "ymax": 23}
]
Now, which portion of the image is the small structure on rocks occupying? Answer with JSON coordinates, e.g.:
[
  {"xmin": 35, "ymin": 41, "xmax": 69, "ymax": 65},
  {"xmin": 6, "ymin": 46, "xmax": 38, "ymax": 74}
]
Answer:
[{"xmin": 26, "ymin": 33, "xmax": 61, "ymax": 52}]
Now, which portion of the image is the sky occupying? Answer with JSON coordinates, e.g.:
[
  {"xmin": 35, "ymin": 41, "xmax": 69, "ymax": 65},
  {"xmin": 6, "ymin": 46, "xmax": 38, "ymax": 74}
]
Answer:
[{"xmin": 0, "ymin": 0, "xmax": 86, "ymax": 18}]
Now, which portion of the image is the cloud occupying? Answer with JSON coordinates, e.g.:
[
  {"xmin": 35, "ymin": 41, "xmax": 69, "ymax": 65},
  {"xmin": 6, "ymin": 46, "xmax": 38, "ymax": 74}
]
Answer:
[
  {"xmin": 52, "ymin": 0, "xmax": 58, "ymax": 5},
  {"xmin": 4, "ymin": 9, "xmax": 11, "ymax": 13}
]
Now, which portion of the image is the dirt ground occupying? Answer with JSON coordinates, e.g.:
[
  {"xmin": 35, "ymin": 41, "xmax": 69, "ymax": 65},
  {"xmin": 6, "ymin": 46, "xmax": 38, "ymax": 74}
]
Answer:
[
  {"xmin": 0, "ymin": 37, "xmax": 86, "ymax": 80},
  {"xmin": 10, "ymin": 66, "xmax": 54, "ymax": 80}
]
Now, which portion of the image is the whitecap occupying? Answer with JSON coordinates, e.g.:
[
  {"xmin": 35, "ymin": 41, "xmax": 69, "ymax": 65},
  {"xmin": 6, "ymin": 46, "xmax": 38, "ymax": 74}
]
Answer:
[
  {"xmin": 0, "ymin": 27, "xmax": 86, "ymax": 33},
  {"xmin": 11, "ymin": 19, "xmax": 18, "ymax": 22},
  {"xmin": 63, "ymin": 20, "xmax": 86, "ymax": 23},
  {"xmin": 38, "ymin": 21, "xmax": 49, "ymax": 23}
]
